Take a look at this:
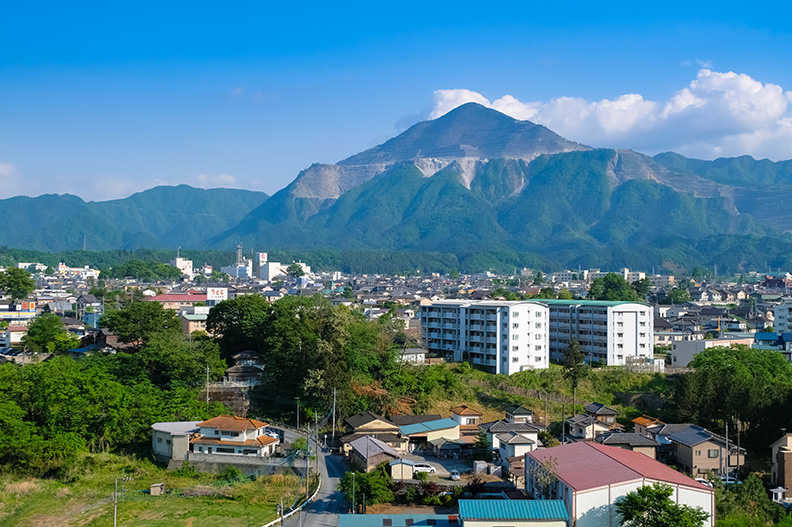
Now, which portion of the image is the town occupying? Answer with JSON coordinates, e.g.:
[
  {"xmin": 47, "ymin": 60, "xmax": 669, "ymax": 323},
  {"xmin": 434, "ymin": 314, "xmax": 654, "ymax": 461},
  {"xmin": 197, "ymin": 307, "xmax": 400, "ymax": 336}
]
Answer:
[{"xmin": 2, "ymin": 248, "xmax": 792, "ymax": 527}]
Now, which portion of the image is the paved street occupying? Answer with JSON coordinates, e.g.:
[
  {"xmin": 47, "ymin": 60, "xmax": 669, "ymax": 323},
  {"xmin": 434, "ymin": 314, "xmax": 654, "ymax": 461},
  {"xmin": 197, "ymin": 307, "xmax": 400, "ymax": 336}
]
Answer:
[{"xmin": 278, "ymin": 429, "xmax": 345, "ymax": 527}]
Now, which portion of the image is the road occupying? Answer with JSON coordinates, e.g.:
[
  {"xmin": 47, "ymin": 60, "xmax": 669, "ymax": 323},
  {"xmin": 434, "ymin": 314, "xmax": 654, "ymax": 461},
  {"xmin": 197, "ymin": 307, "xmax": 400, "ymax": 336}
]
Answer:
[{"xmin": 281, "ymin": 429, "xmax": 346, "ymax": 527}]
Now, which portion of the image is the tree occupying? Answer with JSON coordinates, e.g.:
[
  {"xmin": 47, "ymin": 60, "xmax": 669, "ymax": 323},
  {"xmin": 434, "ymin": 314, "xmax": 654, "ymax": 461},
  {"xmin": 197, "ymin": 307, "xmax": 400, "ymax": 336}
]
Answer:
[
  {"xmin": 22, "ymin": 313, "xmax": 81, "ymax": 353},
  {"xmin": 0, "ymin": 268, "xmax": 35, "ymax": 300},
  {"xmin": 206, "ymin": 295, "xmax": 271, "ymax": 355},
  {"xmin": 588, "ymin": 274, "xmax": 640, "ymax": 301},
  {"xmin": 558, "ymin": 288, "xmax": 573, "ymax": 300},
  {"xmin": 631, "ymin": 278, "xmax": 651, "ymax": 299},
  {"xmin": 472, "ymin": 429, "xmax": 492, "ymax": 461},
  {"xmin": 449, "ymin": 269, "xmax": 459, "ymax": 279},
  {"xmin": 662, "ymin": 288, "xmax": 691, "ymax": 304},
  {"xmin": 286, "ymin": 263, "xmax": 305, "ymax": 277},
  {"xmin": 615, "ymin": 483, "xmax": 708, "ymax": 527},
  {"xmin": 338, "ymin": 465, "xmax": 394, "ymax": 508},
  {"xmin": 100, "ymin": 301, "xmax": 180, "ymax": 347},
  {"xmin": 536, "ymin": 287, "xmax": 555, "ymax": 299},
  {"xmin": 562, "ymin": 339, "xmax": 590, "ymax": 415},
  {"xmin": 528, "ymin": 456, "xmax": 558, "ymax": 499}
]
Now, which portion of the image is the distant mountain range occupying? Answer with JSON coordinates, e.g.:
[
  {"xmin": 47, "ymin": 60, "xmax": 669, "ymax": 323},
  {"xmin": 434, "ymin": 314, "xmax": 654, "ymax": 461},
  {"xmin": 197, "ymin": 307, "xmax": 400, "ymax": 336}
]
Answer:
[{"xmin": 4, "ymin": 102, "xmax": 792, "ymax": 272}]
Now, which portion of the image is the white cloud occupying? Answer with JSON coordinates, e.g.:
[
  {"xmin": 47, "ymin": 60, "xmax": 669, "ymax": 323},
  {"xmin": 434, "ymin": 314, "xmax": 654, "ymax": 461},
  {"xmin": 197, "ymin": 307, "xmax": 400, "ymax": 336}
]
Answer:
[
  {"xmin": 230, "ymin": 87, "xmax": 245, "ymax": 98},
  {"xmin": 0, "ymin": 162, "xmax": 17, "ymax": 178},
  {"xmin": 197, "ymin": 173, "xmax": 236, "ymax": 186},
  {"xmin": 425, "ymin": 69, "xmax": 792, "ymax": 161}
]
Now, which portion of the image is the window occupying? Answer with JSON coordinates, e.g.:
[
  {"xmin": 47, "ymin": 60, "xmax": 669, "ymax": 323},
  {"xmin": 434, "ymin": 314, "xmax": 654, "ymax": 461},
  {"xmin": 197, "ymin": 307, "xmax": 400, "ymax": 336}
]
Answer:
[
  {"xmin": 512, "ymin": 357, "xmax": 519, "ymax": 362},
  {"xmin": 512, "ymin": 346, "xmax": 519, "ymax": 351},
  {"xmin": 617, "ymin": 322, "xmax": 623, "ymax": 327},
  {"xmin": 708, "ymin": 449, "xmax": 719, "ymax": 458},
  {"xmin": 513, "ymin": 312, "xmax": 519, "ymax": 318},
  {"xmin": 640, "ymin": 322, "xmax": 646, "ymax": 327},
  {"xmin": 214, "ymin": 430, "xmax": 220, "ymax": 436},
  {"xmin": 513, "ymin": 335, "xmax": 519, "ymax": 340},
  {"xmin": 640, "ymin": 343, "xmax": 646, "ymax": 348},
  {"xmin": 617, "ymin": 333, "xmax": 623, "ymax": 338},
  {"xmin": 513, "ymin": 323, "xmax": 519, "ymax": 329},
  {"xmin": 535, "ymin": 322, "xmax": 541, "ymax": 328},
  {"xmin": 166, "ymin": 439, "xmax": 171, "ymax": 445},
  {"xmin": 535, "ymin": 334, "xmax": 542, "ymax": 340},
  {"xmin": 535, "ymin": 356, "xmax": 542, "ymax": 362},
  {"xmin": 216, "ymin": 447, "xmax": 235, "ymax": 453},
  {"xmin": 535, "ymin": 345, "xmax": 542, "ymax": 351},
  {"xmin": 640, "ymin": 333, "xmax": 646, "ymax": 338},
  {"xmin": 157, "ymin": 437, "xmax": 163, "ymax": 443},
  {"xmin": 536, "ymin": 311, "xmax": 542, "ymax": 317},
  {"xmin": 617, "ymin": 344, "xmax": 623, "ymax": 348}
]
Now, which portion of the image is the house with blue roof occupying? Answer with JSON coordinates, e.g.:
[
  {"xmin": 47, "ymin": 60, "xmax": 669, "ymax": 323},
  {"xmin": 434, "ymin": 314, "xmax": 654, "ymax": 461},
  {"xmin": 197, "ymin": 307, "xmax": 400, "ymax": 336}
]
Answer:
[{"xmin": 400, "ymin": 417, "xmax": 460, "ymax": 453}]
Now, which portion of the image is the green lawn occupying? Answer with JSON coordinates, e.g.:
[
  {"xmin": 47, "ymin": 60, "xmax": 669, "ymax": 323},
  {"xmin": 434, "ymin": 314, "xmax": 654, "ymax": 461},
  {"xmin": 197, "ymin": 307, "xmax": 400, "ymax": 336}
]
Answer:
[{"xmin": 0, "ymin": 453, "xmax": 303, "ymax": 527}]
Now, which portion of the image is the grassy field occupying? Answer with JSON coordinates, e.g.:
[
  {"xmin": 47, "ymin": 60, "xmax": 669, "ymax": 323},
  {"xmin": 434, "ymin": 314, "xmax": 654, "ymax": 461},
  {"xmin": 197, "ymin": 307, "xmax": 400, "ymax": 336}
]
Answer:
[{"xmin": 0, "ymin": 453, "xmax": 305, "ymax": 527}]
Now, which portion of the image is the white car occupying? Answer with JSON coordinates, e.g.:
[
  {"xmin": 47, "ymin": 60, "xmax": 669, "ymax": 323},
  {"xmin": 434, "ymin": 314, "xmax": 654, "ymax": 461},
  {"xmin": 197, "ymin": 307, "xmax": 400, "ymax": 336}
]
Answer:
[
  {"xmin": 413, "ymin": 463, "xmax": 436, "ymax": 474},
  {"xmin": 449, "ymin": 470, "xmax": 461, "ymax": 481},
  {"xmin": 694, "ymin": 478, "xmax": 713, "ymax": 487}
]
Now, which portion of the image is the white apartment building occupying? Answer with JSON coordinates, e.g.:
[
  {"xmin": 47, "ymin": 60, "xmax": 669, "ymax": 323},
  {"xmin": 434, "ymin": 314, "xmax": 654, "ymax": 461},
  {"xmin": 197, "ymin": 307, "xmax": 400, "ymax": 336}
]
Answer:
[
  {"xmin": 170, "ymin": 257, "xmax": 194, "ymax": 278},
  {"xmin": 539, "ymin": 300, "xmax": 654, "ymax": 366},
  {"xmin": 420, "ymin": 300, "xmax": 550, "ymax": 374},
  {"xmin": 587, "ymin": 268, "xmax": 646, "ymax": 283},
  {"xmin": 775, "ymin": 302, "xmax": 792, "ymax": 333}
]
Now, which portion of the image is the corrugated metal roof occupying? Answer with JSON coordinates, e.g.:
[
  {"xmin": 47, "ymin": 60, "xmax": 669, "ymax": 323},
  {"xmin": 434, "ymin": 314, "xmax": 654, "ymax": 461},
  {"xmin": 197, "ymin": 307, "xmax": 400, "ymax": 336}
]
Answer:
[
  {"xmin": 400, "ymin": 418, "xmax": 458, "ymax": 436},
  {"xmin": 529, "ymin": 442, "xmax": 711, "ymax": 492},
  {"xmin": 459, "ymin": 499, "xmax": 568, "ymax": 520},
  {"xmin": 339, "ymin": 514, "xmax": 459, "ymax": 527}
]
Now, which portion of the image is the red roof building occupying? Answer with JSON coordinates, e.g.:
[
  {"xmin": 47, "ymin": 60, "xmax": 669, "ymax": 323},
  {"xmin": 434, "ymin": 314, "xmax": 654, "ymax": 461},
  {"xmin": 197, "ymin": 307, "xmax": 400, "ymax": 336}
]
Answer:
[{"xmin": 526, "ymin": 442, "xmax": 714, "ymax": 526}]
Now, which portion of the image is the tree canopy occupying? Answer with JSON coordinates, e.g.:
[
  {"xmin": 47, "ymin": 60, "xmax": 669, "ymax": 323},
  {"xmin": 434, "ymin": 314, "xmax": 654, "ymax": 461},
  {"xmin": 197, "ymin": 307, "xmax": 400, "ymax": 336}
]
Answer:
[
  {"xmin": 615, "ymin": 483, "xmax": 709, "ymax": 527},
  {"xmin": 588, "ymin": 273, "xmax": 641, "ymax": 301},
  {"xmin": 22, "ymin": 313, "xmax": 81, "ymax": 354},
  {"xmin": 101, "ymin": 301, "xmax": 181, "ymax": 347},
  {"xmin": 0, "ymin": 267, "xmax": 35, "ymax": 300}
]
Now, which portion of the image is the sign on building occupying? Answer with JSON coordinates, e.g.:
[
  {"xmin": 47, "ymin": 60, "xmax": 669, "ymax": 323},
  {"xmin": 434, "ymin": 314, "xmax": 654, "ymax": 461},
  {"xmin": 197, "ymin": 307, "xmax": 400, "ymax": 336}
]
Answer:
[{"xmin": 207, "ymin": 288, "xmax": 228, "ymax": 302}]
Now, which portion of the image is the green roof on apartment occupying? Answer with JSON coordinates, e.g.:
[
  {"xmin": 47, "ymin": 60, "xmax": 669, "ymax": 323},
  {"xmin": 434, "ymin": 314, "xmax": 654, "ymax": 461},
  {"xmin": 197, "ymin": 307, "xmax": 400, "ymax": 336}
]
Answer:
[
  {"xmin": 534, "ymin": 299, "xmax": 650, "ymax": 307},
  {"xmin": 459, "ymin": 499, "xmax": 569, "ymax": 521}
]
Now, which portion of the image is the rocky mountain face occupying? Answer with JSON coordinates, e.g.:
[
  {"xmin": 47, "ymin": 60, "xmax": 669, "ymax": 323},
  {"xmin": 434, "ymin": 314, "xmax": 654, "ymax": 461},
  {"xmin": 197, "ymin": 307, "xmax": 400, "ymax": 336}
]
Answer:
[
  {"xmin": 213, "ymin": 103, "xmax": 786, "ymax": 270},
  {"xmin": 4, "ymin": 103, "xmax": 792, "ymax": 272}
]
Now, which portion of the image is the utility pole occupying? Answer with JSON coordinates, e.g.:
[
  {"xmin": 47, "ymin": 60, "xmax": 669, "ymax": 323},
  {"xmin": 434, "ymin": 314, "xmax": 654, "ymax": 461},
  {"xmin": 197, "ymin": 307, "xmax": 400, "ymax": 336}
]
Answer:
[
  {"xmin": 352, "ymin": 472, "xmax": 356, "ymax": 514},
  {"xmin": 114, "ymin": 472, "xmax": 132, "ymax": 527},
  {"xmin": 331, "ymin": 388, "xmax": 337, "ymax": 451},
  {"xmin": 205, "ymin": 364, "xmax": 210, "ymax": 411},
  {"xmin": 561, "ymin": 403, "xmax": 566, "ymax": 444},
  {"xmin": 296, "ymin": 400, "xmax": 300, "ymax": 430},
  {"xmin": 544, "ymin": 391, "xmax": 548, "ymax": 429},
  {"xmin": 726, "ymin": 423, "xmax": 730, "ymax": 476}
]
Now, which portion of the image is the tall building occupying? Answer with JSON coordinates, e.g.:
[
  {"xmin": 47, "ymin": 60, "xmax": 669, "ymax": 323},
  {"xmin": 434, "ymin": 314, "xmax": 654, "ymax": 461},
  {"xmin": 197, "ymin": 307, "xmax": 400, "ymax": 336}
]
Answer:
[
  {"xmin": 420, "ymin": 300, "xmax": 550, "ymax": 374},
  {"xmin": 775, "ymin": 302, "xmax": 792, "ymax": 333},
  {"xmin": 540, "ymin": 299, "xmax": 654, "ymax": 366},
  {"xmin": 421, "ymin": 299, "xmax": 654, "ymax": 370}
]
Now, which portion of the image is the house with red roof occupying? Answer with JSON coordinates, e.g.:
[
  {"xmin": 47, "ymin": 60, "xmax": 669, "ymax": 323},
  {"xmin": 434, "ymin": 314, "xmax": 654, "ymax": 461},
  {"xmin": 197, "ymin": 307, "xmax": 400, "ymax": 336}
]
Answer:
[
  {"xmin": 190, "ymin": 415, "xmax": 278, "ymax": 458},
  {"xmin": 146, "ymin": 293, "xmax": 207, "ymax": 310},
  {"xmin": 526, "ymin": 442, "xmax": 714, "ymax": 527}
]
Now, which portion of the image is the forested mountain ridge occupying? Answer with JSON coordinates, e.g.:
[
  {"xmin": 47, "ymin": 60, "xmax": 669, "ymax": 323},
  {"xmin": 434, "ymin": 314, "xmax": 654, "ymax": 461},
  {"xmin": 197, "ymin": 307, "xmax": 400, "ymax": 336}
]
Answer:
[
  {"xmin": 4, "ymin": 103, "xmax": 792, "ymax": 272},
  {"xmin": 0, "ymin": 185, "xmax": 268, "ymax": 252}
]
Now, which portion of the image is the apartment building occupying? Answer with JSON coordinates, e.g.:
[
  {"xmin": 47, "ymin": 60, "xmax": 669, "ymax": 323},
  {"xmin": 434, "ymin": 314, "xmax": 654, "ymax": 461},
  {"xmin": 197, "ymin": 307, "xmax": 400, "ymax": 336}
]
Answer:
[
  {"xmin": 775, "ymin": 302, "xmax": 792, "ymax": 333},
  {"xmin": 536, "ymin": 299, "xmax": 654, "ymax": 366},
  {"xmin": 420, "ymin": 300, "xmax": 550, "ymax": 374}
]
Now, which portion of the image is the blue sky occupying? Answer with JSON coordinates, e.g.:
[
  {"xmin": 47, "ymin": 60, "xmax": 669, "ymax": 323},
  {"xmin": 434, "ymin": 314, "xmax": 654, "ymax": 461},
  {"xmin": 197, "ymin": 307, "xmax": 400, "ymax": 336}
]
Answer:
[{"xmin": 2, "ymin": 2, "xmax": 792, "ymax": 200}]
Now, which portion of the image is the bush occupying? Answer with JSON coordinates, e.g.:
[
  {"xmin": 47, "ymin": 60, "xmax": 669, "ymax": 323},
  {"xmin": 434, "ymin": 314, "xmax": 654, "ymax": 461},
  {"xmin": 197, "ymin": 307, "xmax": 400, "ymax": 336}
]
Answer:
[
  {"xmin": 422, "ymin": 496, "xmax": 443, "ymax": 506},
  {"xmin": 172, "ymin": 461, "xmax": 200, "ymax": 478},
  {"xmin": 221, "ymin": 465, "xmax": 244, "ymax": 483},
  {"xmin": 414, "ymin": 471, "xmax": 428, "ymax": 481}
]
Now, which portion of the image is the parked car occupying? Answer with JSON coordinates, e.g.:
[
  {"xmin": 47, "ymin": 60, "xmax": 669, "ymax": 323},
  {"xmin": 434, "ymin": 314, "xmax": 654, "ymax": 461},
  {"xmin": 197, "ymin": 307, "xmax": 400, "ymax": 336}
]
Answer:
[
  {"xmin": 413, "ymin": 463, "xmax": 437, "ymax": 474},
  {"xmin": 449, "ymin": 469, "xmax": 460, "ymax": 481},
  {"xmin": 694, "ymin": 478, "xmax": 713, "ymax": 487},
  {"xmin": 720, "ymin": 475, "xmax": 741, "ymax": 485}
]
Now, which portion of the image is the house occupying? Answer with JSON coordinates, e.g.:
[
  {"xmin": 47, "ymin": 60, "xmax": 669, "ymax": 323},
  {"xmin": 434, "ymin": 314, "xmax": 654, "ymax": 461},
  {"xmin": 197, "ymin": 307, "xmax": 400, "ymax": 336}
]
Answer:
[
  {"xmin": 526, "ymin": 442, "xmax": 715, "ymax": 527},
  {"xmin": 400, "ymin": 347, "xmax": 427, "ymax": 364},
  {"xmin": 337, "ymin": 500, "xmax": 568, "ymax": 527},
  {"xmin": 189, "ymin": 416, "xmax": 278, "ymax": 458},
  {"xmin": 341, "ymin": 411, "xmax": 408, "ymax": 455},
  {"xmin": 152, "ymin": 421, "xmax": 201, "ymax": 463},
  {"xmin": 566, "ymin": 403, "xmax": 622, "ymax": 440},
  {"xmin": 389, "ymin": 414, "xmax": 442, "ymax": 427},
  {"xmin": 670, "ymin": 337, "xmax": 754, "ymax": 367},
  {"xmin": 642, "ymin": 423, "xmax": 745, "ymax": 476},
  {"xmin": 146, "ymin": 293, "xmax": 208, "ymax": 310},
  {"xmin": 480, "ymin": 419, "xmax": 543, "ymax": 453},
  {"xmin": 451, "ymin": 405, "xmax": 483, "ymax": 426},
  {"xmin": 770, "ymin": 433, "xmax": 792, "ymax": 494},
  {"xmin": 595, "ymin": 432, "xmax": 658, "ymax": 459},
  {"xmin": 631, "ymin": 415, "xmax": 664, "ymax": 436},
  {"xmin": 504, "ymin": 404, "xmax": 534, "ymax": 424},
  {"xmin": 400, "ymin": 418, "xmax": 460, "ymax": 453},
  {"xmin": 348, "ymin": 436, "xmax": 399, "ymax": 472}
]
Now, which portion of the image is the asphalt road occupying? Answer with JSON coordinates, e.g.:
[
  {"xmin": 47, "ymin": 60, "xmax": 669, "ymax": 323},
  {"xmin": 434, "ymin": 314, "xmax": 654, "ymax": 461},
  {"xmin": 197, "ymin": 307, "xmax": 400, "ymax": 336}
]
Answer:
[{"xmin": 279, "ymin": 429, "xmax": 346, "ymax": 527}]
